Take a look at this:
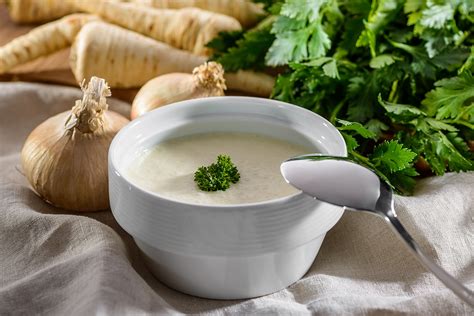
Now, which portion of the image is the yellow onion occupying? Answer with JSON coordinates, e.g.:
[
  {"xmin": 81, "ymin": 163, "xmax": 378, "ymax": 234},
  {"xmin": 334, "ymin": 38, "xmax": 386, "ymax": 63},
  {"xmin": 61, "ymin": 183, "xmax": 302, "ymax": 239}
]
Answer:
[
  {"xmin": 131, "ymin": 61, "xmax": 226, "ymax": 119},
  {"xmin": 21, "ymin": 77, "xmax": 129, "ymax": 212}
]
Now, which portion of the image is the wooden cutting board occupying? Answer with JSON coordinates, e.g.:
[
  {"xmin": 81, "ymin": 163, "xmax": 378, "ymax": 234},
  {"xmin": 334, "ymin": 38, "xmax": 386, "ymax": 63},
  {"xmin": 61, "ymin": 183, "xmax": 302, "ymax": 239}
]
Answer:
[{"xmin": 0, "ymin": 4, "xmax": 138, "ymax": 102}]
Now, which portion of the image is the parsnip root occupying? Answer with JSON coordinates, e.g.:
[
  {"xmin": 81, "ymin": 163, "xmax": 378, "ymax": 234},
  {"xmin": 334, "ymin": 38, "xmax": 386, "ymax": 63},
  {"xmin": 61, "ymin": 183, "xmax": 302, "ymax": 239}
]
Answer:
[
  {"xmin": 7, "ymin": 0, "xmax": 77, "ymax": 24},
  {"xmin": 7, "ymin": 0, "xmax": 264, "ymax": 28},
  {"xmin": 71, "ymin": 0, "xmax": 242, "ymax": 55},
  {"xmin": 70, "ymin": 22, "xmax": 274, "ymax": 96},
  {"xmin": 134, "ymin": 0, "xmax": 265, "ymax": 27},
  {"xmin": 0, "ymin": 14, "xmax": 98, "ymax": 74},
  {"xmin": 225, "ymin": 71, "xmax": 275, "ymax": 98},
  {"xmin": 70, "ymin": 21, "xmax": 204, "ymax": 88}
]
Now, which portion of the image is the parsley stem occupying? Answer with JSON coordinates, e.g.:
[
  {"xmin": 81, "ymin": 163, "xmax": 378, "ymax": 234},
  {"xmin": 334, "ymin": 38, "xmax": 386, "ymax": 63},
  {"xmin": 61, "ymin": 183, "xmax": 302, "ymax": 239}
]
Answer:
[
  {"xmin": 455, "ymin": 104, "xmax": 474, "ymax": 121},
  {"xmin": 442, "ymin": 119, "xmax": 474, "ymax": 130},
  {"xmin": 350, "ymin": 150, "xmax": 374, "ymax": 168},
  {"xmin": 255, "ymin": 15, "xmax": 277, "ymax": 30},
  {"xmin": 454, "ymin": 30, "xmax": 469, "ymax": 46},
  {"xmin": 388, "ymin": 80, "xmax": 398, "ymax": 103},
  {"xmin": 330, "ymin": 99, "xmax": 347, "ymax": 124}
]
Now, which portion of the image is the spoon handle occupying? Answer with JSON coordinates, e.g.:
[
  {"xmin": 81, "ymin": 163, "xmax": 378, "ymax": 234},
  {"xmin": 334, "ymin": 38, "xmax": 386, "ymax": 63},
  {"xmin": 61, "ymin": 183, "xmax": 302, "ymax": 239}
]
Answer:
[{"xmin": 383, "ymin": 214, "xmax": 474, "ymax": 306}]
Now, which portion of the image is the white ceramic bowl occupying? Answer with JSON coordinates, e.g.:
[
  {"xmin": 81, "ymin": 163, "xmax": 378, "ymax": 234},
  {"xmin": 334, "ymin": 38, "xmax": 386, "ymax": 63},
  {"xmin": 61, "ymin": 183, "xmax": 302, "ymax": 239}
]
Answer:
[{"xmin": 109, "ymin": 97, "xmax": 347, "ymax": 299}]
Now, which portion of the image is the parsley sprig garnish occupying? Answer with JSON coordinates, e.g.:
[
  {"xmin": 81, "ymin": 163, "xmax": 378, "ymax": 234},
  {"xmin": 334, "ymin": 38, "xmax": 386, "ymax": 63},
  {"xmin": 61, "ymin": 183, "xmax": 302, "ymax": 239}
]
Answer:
[{"xmin": 194, "ymin": 155, "xmax": 240, "ymax": 192}]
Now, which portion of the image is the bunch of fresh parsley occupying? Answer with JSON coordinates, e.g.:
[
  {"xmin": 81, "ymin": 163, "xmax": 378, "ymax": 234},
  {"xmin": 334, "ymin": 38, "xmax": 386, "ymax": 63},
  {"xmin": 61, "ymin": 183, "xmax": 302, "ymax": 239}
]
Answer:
[
  {"xmin": 194, "ymin": 155, "xmax": 241, "ymax": 191},
  {"xmin": 207, "ymin": 0, "xmax": 474, "ymax": 194}
]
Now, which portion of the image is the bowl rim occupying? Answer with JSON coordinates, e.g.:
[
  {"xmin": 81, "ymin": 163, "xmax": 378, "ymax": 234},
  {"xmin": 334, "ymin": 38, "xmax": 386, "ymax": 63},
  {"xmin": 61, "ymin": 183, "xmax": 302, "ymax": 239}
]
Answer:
[{"xmin": 109, "ymin": 96, "xmax": 347, "ymax": 210}]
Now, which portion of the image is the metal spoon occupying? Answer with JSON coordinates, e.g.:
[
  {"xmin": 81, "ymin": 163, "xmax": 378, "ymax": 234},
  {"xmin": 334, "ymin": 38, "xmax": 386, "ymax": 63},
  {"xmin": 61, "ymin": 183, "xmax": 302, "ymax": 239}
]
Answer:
[{"xmin": 280, "ymin": 154, "xmax": 474, "ymax": 306}]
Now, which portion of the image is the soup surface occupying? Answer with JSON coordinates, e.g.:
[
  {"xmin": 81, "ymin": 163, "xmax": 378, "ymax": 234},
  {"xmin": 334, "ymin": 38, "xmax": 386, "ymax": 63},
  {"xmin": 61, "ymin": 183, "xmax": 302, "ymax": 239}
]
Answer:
[{"xmin": 126, "ymin": 132, "xmax": 313, "ymax": 205}]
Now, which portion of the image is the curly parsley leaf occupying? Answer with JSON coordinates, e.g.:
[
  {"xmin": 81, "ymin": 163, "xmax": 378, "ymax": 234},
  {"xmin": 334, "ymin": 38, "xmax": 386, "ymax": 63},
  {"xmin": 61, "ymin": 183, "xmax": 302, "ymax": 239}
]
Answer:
[{"xmin": 194, "ymin": 155, "xmax": 240, "ymax": 192}]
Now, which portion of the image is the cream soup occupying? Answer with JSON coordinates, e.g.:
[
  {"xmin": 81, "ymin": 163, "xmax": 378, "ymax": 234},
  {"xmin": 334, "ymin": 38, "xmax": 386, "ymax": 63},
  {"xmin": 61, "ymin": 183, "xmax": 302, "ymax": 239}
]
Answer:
[{"xmin": 126, "ymin": 132, "xmax": 313, "ymax": 205}]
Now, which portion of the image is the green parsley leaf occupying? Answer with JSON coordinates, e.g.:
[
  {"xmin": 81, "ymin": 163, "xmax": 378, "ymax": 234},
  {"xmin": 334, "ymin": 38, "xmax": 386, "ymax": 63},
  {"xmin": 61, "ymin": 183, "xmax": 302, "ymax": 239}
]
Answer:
[
  {"xmin": 356, "ymin": 0, "xmax": 404, "ymax": 56},
  {"xmin": 425, "ymin": 118, "xmax": 458, "ymax": 132},
  {"xmin": 253, "ymin": 0, "xmax": 284, "ymax": 13},
  {"xmin": 370, "ymin": 54, "xmax": 396, "ymax": 68},
  {"xmin": 404, "ymin": 0, "xmax": 423, "ymax": 14},
  {"xmin": 422, "ymin": 71, "xmax": 474, "ymax": 119},
  {"xmin": 370, "ymin": 140, "xmax": 417, "ymax": 173},
  {"xmin": 420, "ymin": 3, "xmax": 454, "ymax": 29},
  {"xmin": 322, "ymin": 58, "xmax": 339, "ymax": 79},
  {"xmin": 208, "ymin": 22, "xmax": 275, "ymax": 71},
  {"xmin": 365, "ymin": 119, "xmax": 390, "ymax": 137},
  {"xmin": 385, "ymin": 166, "xmax": 418, "ymax": 195},
  {"xmin": 280, "ymin": 0, "xmax": 327, "ymax": 22},
  {"xmin": 302, "ymin": 57, "xmax": 339, "ymax": 78},
  {"xmin": 341, "ymin": 132, "xmax": 359, "ymax": 151},
  {"xmin": 265, "ymin": 1, "xmax": 331, "ymax": 66},
  {"xmin": 206, "ymin": 31, "xmax": 244, "ymax": 58},
  {"xmin": 307, "ymin": 21, "xmax": 332, "ymax": 58},
  {"xmin": 337, "ymin": 119, "xmax": 377, "ymax": 139},
  {"xmin": 428, "ymin": 132, "xmax": 473, "ymax": 174},
  {"xmin": 378, "ymin": 95, "xmax": 426, "ymax": 122},
  {"xmin": 194, "ymin": 155, "xmax": 240, "ymax": 192}
]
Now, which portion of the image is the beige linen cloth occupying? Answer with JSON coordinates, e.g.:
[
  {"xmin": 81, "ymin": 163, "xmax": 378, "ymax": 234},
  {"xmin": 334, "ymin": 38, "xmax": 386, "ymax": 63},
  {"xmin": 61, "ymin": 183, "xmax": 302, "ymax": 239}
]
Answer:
[{"xmin": 0, "ymin": 82, "xmax": 473, "ymax": 315}]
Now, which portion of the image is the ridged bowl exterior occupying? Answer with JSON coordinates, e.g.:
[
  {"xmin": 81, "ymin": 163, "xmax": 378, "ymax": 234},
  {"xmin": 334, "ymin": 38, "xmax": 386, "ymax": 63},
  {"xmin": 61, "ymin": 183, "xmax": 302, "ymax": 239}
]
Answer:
[
  {"xmin": 108, "ymin": 97, "xmax": 347, "ymax": 299},
  {"xmin": 135, "ymin": 235, "xmax": 326, "ymax": 299}
]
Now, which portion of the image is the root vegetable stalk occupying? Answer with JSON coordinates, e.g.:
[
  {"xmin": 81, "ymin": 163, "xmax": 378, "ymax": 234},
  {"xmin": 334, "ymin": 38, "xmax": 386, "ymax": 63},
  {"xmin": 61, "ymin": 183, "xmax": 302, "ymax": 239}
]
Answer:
[
  {"xmin": 0, "ymin": 14, "xmax": 98, "ymax": 74},
  {"xmin": 70, "ymin": 22, "xmax": 274, "ymax": 96},
  {"xmin": 71, "ymin": 0, "xmax": 242, "ymax": 55}
]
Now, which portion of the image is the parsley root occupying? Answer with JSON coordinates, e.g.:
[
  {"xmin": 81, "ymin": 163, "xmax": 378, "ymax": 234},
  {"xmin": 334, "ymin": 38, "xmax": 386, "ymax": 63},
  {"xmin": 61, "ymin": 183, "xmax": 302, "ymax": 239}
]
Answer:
[
  {"xmin": 133, "ymin": 0, "xmax": 265, "ymax": 27},
  {"xmin": 71, "ymin": 0, "xmax": 242, "ymax": 56},
  {"xmin": 70, "ymin": 22, "xmax": 275, "ymax": 96},
  {"xmin": 7, "ymin": 0, "xmax": 263, "ymax": 28},
  {"xmin": 7, "ymin": 0, "xmax": 76, "ymax": 24},
  {"xmin": 0, "ymin": 14, "xmax": 98, "ymax": 74}
]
